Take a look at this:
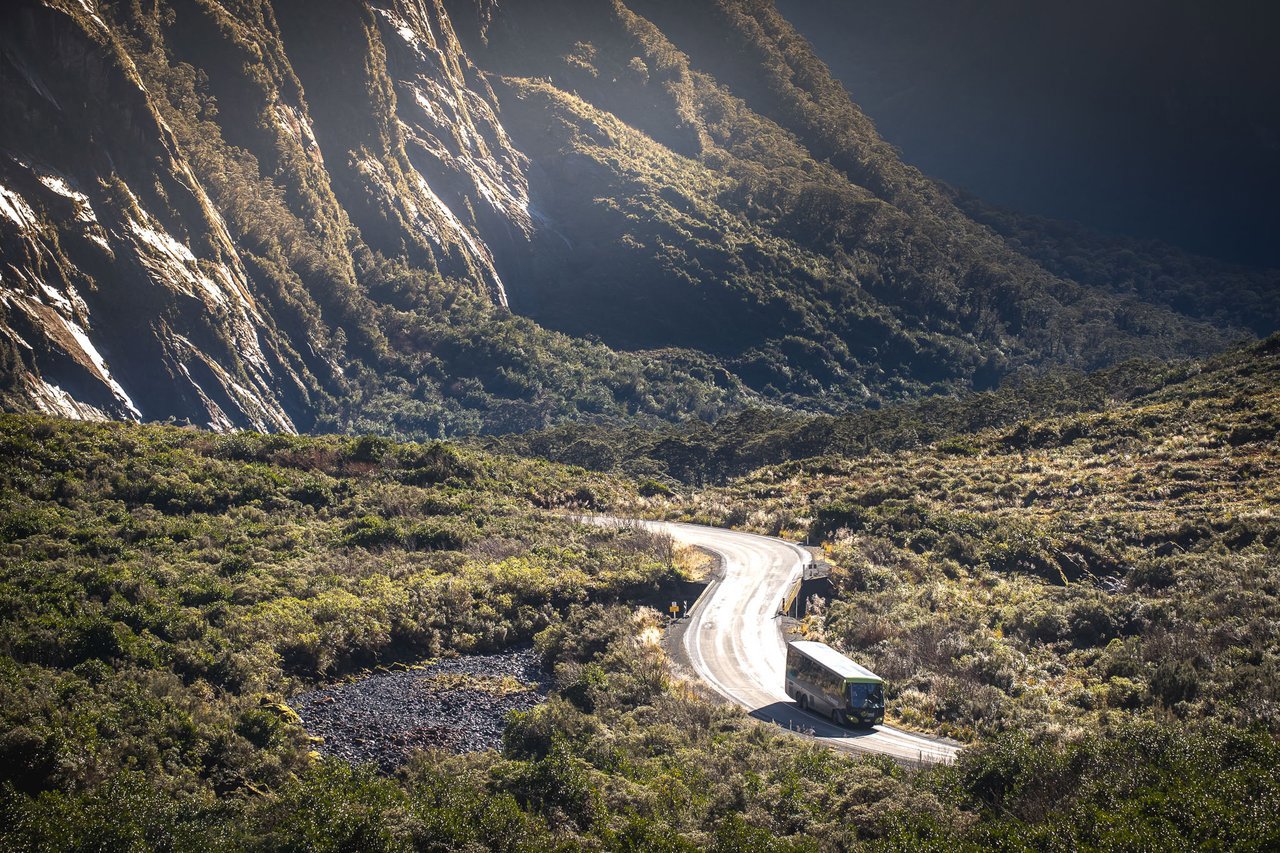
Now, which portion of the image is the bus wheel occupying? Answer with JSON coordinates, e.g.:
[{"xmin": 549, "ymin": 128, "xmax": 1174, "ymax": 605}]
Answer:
[{"xmin": 831, "ymin": 709, "xmax": 845, "ymax": 727}]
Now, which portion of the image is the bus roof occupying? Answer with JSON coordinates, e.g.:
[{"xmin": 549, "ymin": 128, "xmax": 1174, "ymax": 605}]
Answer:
[{"xmin": 789, "ymin": 640, "xmax": 883, "ymax": 683}]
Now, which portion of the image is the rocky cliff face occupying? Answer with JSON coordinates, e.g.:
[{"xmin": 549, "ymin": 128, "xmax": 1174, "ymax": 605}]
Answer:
[
  {"xmin": 0, "ymin": 0, "xmax": 1274, "ymax": 434},
  {"xmin": 0, "ymin": 0, "xmax": 303, "ymax": 430},
  {"xmin": 0, "ymin": 0, "xmax": 533, "ymax": 431},
  {"xmin": 272, "ymin": 0, "xmax": 529, "ymax": 302}
]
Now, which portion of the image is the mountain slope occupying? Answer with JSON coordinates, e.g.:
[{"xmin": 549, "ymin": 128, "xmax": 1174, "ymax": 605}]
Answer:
[
  {"xmin": 1, "ymin": 0, "xmax": 1275, "ymax": 434},
  {"xmin": 0, "ymin": 0, "xmax": 747, "ymax": 435},
  {"xmin": 450, "ymin": 0, "xmax": 1260, "ymax": 405},
  {"xmin": 0, "ymin": 0, "xmax": 308, "ymax": 430}
]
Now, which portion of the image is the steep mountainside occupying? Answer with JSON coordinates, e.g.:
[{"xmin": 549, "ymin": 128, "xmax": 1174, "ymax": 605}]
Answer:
[
  {"xmin": 1, "ymin": 0, "xmax": 1275, "ymax": 435},
  {"xmin": 0, "ymin": 0, "xmax": 744, "ymax": 435}
]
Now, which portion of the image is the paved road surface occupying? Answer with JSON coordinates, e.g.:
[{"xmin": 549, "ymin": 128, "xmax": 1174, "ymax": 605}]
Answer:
[{"xmin": 598, "ymin": 517, "xmax": 961, "ymax": 765}]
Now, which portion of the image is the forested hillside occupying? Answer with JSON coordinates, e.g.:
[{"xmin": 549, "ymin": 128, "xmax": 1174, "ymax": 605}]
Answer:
[
  {"xmin": 489, "ymin": 356, "xmax": 1192, "ymax": 484},
  {"xmin": 2, "ymin": 0, "xmax": 1275, "ymax": 438}
]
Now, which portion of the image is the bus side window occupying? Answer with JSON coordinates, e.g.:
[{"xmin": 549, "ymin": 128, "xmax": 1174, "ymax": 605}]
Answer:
[{"xmin": 807, "ymin": 657, "xmax": 823, "ymax": 690}]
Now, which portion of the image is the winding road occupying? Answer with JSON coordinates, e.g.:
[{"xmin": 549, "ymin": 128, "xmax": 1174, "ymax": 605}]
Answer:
[{"xmin": 607, "ymin": 518, "xmax": 961, "ymax": 766}]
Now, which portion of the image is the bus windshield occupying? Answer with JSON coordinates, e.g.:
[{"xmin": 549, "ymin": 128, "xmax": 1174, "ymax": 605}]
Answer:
[{"xmin": 847, "ymin": 682, "xmax": 884, "ymax": 709}]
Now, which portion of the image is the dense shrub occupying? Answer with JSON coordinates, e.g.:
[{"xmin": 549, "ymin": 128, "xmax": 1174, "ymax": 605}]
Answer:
[{"xmin": 664, "ymin": 339, "xmax": 1280, "ymax": 742}]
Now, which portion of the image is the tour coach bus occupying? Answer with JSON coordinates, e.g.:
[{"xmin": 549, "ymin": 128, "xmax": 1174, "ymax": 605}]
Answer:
[{"xmin": 784, "ymin": 640, "xmax": 885, "ymax": 727}]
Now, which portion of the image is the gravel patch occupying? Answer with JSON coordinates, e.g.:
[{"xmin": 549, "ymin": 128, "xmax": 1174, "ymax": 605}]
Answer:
[{"xmin": 291, "ymin": 647, "xmax": 548, "ymax": 770}]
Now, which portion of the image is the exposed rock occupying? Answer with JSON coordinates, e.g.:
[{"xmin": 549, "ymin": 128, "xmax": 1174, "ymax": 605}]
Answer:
[
  {"xmin": 1, "ymin": 0, "xmax": 532, "ymax": 428},
  {"xmin": 0, "ymin": 0, "xmax": 305, "ymax": 430},
  {"xmin": 291, "ymin": 647, "xmax": 547, "ymax": 771}
]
